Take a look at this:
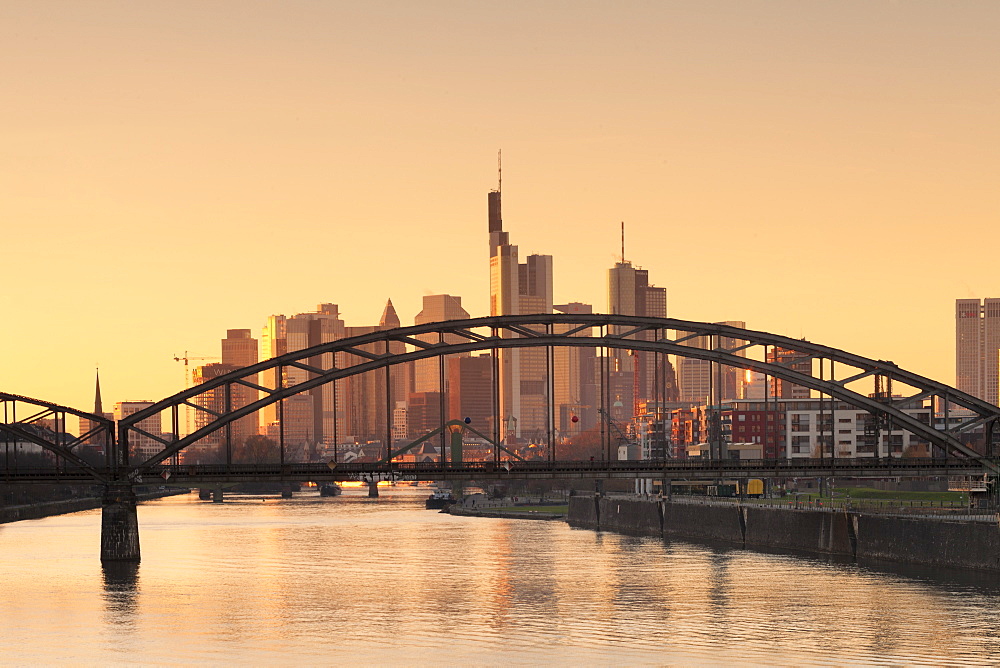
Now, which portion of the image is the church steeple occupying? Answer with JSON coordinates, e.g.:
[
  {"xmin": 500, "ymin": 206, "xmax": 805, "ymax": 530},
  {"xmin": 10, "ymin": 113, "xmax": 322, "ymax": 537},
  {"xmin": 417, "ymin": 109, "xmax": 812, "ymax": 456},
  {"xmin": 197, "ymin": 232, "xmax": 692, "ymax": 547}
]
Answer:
[
  {"xmin": 379, "ymin": 298, "xmax": 400, "ymax": 329},
  {"xmin": 94, "ymin": 368, "xmax": 104, "ymax": 416}
]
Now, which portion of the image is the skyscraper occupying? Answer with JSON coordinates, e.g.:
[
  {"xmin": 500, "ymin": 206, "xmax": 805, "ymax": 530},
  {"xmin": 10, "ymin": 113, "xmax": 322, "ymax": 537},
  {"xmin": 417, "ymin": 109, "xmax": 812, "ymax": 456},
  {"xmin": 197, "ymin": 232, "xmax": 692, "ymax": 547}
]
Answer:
[
  {"xmin": 676, "ymin": 321, "xmax": 747, "ymax": 404},
  {"xmin": 488, "ymin": 175, "xmax": 553, "ymax": 440},
  {"xmin": 380, "ymin": 297, "xmax": 408, "ymax": 405},
  {"xmin": 259, "ymin": 314, "xmax": 287, "ymax": 434},
  {"xmin": 956, "ymin": 298, "xmax": 1000, "ymax": 406},
  {"xmin": 607, "ymin": 259, "xmax": 673, "ymax": 419},
  {"xmin": 767, "ymin": 345, "xmax": 812, "ymax": 399},
  {"xmin": 447, "ymin": 354, "xmax": 494, "ymax": 429},
  {"xmin": 288, "ymin": 304, "xmax": 346, "ymax": 445},
  {"xmin": 222, "ymin": 329, "xmax": 257, "ymax": 368},
  {"xmin": 219, "ymin": 329, "xmax": 259, "ymax": 442},
  {"xmin": 260, "ymin": 305, "xmax": 346, "ymax": 445},
  {"xmin": 412, "ymin": 294, "xmax": 470, "ymax": 393}
]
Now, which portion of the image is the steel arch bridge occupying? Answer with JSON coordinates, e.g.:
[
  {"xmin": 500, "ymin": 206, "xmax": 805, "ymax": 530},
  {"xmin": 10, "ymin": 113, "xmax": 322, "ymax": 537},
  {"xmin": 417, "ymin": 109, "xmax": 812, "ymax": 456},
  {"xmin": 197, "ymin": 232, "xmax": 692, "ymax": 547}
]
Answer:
[
  {"xmin": 106, "ymin": 313, "xmax": 999, "ymax": 475},
  {"xmin": 1, "ymin": 392, "xmax": 114, "ymax": 483}
]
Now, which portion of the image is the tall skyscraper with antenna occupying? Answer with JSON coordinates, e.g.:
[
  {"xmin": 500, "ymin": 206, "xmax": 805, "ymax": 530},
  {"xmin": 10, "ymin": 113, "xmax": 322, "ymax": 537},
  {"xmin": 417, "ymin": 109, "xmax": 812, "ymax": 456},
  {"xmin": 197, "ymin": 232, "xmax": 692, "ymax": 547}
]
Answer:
[
  {"xmin": 607, "ymin": 223, "xmax": 673, "ymax": 420},
  {"xmin": 488, "ymin": 152, "xmax": 553, "ymax": 440}
]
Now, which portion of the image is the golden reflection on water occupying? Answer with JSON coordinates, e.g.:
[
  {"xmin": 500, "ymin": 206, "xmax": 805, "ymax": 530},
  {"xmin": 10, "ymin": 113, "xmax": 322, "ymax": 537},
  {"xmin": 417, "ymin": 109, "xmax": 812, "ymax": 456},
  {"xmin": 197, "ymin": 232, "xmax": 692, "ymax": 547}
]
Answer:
[{"xmin": 4, "ymin": 489, "xmax": 1000, "ymax": 665}]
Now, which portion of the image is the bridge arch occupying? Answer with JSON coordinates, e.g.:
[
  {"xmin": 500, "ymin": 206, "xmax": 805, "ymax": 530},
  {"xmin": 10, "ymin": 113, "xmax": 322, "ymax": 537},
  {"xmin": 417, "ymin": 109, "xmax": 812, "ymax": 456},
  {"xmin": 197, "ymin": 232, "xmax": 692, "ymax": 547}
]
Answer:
[
  {"xmin": 120, "ymin": 314, "xmax": 1000, "ymax": 473},
  {"xmin": 0, "ymin": 392, "xmax": 113, "ymax": 482}
]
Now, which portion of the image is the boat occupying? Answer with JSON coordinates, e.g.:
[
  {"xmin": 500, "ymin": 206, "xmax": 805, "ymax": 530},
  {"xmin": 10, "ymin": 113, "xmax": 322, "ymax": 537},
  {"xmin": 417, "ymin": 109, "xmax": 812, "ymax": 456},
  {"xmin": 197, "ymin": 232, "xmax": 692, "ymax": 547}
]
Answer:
[
  {"xmin": 319, "ymin": 483, "xmax": 342, "ymax": 497},
  {"xmin": 425, "ymin": 489, "xmax": 456, "ymax": 510}
]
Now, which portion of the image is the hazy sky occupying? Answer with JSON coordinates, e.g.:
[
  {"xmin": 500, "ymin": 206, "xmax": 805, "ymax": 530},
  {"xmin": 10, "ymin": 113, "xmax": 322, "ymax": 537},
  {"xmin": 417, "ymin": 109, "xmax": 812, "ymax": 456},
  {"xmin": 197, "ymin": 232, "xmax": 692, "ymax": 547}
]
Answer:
[{"xmin": 2, "ymin": 1, "xmax": 998, "ymax": 413}]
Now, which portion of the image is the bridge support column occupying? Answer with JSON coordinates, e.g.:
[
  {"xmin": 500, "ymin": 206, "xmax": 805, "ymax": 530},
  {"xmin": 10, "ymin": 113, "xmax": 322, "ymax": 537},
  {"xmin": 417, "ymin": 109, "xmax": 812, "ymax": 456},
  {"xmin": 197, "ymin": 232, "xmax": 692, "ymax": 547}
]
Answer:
[
  {"xmin": 101, "ymin": 484, "xmax": 140, "ymax": 563},
  {"xmin": 368, "ymin": 481, "xmax": 379, "ymax": 498},
  {"xmin": 213, "ymin": 488, "xmax": 223, "ymax": 503}
]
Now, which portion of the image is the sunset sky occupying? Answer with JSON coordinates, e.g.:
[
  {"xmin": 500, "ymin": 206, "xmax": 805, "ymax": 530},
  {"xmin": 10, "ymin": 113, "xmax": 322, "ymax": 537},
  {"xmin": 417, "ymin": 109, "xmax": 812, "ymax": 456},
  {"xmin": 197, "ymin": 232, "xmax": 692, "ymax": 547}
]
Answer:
[{"xmin": 2, "ymin": 1, "xmax": 998, "ymax": 413}]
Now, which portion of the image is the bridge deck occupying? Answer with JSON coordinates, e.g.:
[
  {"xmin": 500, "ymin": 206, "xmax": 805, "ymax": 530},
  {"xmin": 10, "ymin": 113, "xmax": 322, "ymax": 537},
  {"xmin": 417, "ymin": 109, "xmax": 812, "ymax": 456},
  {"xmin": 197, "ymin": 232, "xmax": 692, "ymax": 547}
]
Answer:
[{"xmin": 2, "ymin": 457, "xmax": 993, "ymax": 484}]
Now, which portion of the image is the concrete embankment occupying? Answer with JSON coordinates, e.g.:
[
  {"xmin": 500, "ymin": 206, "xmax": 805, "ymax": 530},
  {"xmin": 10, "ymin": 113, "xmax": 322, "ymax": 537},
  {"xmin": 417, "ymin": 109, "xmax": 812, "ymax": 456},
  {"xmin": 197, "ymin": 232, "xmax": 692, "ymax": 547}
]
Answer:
[
  {"xmin": 1, "ymin": 488, "xmax": 190, "ymax": 525},
  {"xmin": 854, "ymin": 514, "xmax": 1000, "ymax": 572},
  {"xmin": 568, "ymin": 495, "xmax": 1000, "ymax": 572}
]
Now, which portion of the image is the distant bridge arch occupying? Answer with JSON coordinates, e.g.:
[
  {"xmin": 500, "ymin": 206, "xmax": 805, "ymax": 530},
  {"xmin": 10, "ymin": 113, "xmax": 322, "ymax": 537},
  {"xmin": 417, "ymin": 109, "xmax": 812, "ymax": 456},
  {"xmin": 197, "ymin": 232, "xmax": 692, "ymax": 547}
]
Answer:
[
  {"xmin": 0, "ymin": 392, "xmax": 113, "ymax": 482},
  {"xmin": 120, "ymin": 314, "xmax": 1000, "ymax": 474}
]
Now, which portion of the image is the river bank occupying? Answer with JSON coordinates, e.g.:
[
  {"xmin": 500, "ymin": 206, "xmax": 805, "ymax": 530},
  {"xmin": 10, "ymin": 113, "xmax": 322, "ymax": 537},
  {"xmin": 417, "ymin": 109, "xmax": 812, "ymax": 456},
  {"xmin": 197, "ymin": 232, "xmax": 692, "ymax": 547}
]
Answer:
[
  {"xmin": 0, "ymin": 488, "xmax": 191, "ymax": 524},
  {"xmin": 569, "ymin": 494, "xmax": 1000, "ymax": 572}
]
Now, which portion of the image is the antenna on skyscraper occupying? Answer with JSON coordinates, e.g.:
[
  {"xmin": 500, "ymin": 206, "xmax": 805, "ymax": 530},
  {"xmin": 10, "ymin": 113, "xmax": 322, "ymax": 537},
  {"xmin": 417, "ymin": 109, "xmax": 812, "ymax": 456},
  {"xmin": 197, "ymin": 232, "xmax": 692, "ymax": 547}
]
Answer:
[
  {"xmin": 498, "ymin": 149, "xmax": 502, "ymax": 194},
  {"xmin": 621, "ymin": 221, "xmax": 626, "ymax": 263}
]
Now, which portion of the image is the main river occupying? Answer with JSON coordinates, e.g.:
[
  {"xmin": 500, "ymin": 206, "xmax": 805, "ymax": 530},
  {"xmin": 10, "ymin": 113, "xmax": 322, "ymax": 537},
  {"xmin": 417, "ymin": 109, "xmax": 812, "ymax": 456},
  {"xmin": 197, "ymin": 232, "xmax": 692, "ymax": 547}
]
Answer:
[{"xmin": 3, "ymin": 487, "xmax": 1000, "ymax": 666}]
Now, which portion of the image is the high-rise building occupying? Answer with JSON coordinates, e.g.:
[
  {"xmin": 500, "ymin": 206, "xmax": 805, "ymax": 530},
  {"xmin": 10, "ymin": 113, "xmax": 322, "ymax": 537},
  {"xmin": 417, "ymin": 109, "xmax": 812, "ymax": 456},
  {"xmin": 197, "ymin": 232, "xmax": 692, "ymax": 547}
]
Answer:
[
  {"xmin": 607, "ymin": 260, "xmax": 674, "ymax": 419},
  {"xmin": 259, "ymin": 314, "xmax": 287, "ymax": 434},
  {"xmin": 767, "ymin": 345, "xmax": 812, "ymax": 399},
  {"xmin": 261, "ymin": 304, "xmax": 346, "ymax": 446},
  {"xmin": 191, "ymin": 360, "xmax": 258, "ymax": 448},
  {"xmin": 339, "ymin": 299, "xmax": 405, "ymax": 448},
  {"xmin": 676, "ymin": 322, "xmax": 746, "ymax": 404},
  {"xmin": 413, "ymin": 294, "xmax": 470, "ymax": 394},
  {"xmin": 263, "ymin": 394, "xmax": 314, "ymax": 448},
  {"xmin": 447, "ymin": 354, "xmax": 494, "ymax": 430},
  {"xmin": 956, "ymin": 298, "xmax": 1000, "ymax": 406},
  {"xmin": 222, "ymin": 329, "xmax": 257, "ymax": 368},
  {"xmin": 488, "ymin": 180, "xmax": 553, "ymax": 440},
  {"xmin": 716, "ymin": 321, "xmax": 748, "ymax": 402},
  {"xmin": 380, "ymin": 297, "xmax": 408, "ymax": 401},
  {"xmin": 677, "ymin": 342, "xmax": 712, "ymax": 404},
  {"xmin": 407, "ymin": 391, "xmax": 442, "ymax": 438},
  {"xmin": 114, "ymin": 401, "xmax": 161, "ymax": 462}
]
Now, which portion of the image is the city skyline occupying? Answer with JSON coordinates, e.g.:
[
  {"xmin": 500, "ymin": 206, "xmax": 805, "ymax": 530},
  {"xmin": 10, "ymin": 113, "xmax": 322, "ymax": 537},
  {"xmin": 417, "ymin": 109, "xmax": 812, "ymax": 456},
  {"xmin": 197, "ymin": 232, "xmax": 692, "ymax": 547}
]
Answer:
[{"xmin": 2, "ymin": 2, "xmax": 998, "ymax": 413}]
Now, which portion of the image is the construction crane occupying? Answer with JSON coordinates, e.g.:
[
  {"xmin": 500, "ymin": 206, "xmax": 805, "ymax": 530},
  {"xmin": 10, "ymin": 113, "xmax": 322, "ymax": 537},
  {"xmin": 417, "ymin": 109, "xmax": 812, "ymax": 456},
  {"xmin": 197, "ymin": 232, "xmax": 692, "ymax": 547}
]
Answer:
[{"xmin": 173, "ymin": 351, "xmax": 220, "ymax": 383}]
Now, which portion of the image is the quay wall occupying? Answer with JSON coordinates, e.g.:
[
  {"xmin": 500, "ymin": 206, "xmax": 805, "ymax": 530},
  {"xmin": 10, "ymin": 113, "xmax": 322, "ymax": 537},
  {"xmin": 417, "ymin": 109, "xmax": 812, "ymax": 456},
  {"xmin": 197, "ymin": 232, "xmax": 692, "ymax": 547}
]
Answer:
[
  {"xmin": 568, "ymin": 496, "xmax": 601, "ymax": 530},
  {"xmin": 1, "ymin": 497, "xmax": 102, "ymax": 523},
  {"xmin": 596, "ymin": 497, "xmax": 663, "ymax": 535},
  {"xmin": 568, "ymin": 495, "xmax": 1000, "ymax": 572},
  {"xmin": 855, "ymin": 515, "xmax": 1000, "ymax": 572},
  {"xmin": 663, "ymin": 501, "xmax": 744, "ymax": 544},
  {"xmin": 1, "ymin": 489, "xmax": 190, "ymax": 525},
  {"xmin": 743, "ymin": 506, "xmax": 854, "ymax": 555}
]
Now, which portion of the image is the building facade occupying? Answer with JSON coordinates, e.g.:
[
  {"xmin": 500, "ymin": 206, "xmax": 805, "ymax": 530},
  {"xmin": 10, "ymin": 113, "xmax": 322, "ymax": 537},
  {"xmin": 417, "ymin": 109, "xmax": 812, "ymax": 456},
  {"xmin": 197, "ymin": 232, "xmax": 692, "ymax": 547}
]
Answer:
[
  {"xmin": 114, "ymin": 401, "xmax": 161, "ymax": 462},
  {"xmin": 956, "ymin": 298, "xmax": 1000, "ymax": 406}
]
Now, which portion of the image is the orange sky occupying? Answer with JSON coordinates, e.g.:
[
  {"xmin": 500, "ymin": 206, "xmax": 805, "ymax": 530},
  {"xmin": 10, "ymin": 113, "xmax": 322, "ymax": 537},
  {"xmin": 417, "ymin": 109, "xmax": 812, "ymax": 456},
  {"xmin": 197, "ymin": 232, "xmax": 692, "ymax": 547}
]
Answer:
[{"xmin": 2, "ymin": 1, "xmax": 998, "ymax": 413}]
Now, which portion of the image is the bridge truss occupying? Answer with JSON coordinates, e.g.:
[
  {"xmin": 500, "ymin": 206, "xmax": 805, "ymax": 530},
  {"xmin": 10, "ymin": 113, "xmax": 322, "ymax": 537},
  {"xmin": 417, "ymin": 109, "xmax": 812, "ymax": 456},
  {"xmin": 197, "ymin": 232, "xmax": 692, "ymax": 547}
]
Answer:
[
  {"xmin": 1, "ymin": 392, "xmax": 113, "ymax": 483},
  {"xmin": 112, "ymin": 314, "xmax": 999, "ymax": 476}
]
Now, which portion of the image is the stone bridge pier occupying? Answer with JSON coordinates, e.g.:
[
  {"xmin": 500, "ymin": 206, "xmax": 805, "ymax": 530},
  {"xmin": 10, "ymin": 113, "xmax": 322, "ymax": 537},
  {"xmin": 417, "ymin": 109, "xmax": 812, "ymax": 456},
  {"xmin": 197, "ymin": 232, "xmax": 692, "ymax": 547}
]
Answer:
[{"xmin": 101, "ymin": 484, "xmax": 140, "ymax": 562}]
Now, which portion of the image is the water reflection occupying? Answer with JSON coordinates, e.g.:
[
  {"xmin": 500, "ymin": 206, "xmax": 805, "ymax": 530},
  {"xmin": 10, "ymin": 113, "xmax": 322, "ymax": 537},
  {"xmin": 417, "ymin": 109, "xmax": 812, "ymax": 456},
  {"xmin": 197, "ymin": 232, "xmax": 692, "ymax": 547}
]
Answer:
[
  {"xmin": 5, "ymin": 490, "xmax": 1000, "ymax": 664},
  {"xmin": 101, "ymin": 561, "xmax": 140, "ymax": 626}
]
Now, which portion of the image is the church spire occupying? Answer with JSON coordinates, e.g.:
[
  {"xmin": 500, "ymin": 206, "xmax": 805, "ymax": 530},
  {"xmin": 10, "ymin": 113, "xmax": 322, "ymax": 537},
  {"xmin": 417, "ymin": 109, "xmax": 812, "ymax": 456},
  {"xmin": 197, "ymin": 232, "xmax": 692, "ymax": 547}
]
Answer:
[{"xmin": 94, "ymin": 368, "xmax": 103, "ymax": 415}]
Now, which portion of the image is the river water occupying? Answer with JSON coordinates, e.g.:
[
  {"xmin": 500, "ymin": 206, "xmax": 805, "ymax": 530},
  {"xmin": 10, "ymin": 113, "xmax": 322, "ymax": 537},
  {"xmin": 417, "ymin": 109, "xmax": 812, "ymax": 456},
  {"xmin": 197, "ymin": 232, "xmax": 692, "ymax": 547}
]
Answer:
[{"xmin": 3, "ymin": 487, "xmax": 1000, "ymax": 666}]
